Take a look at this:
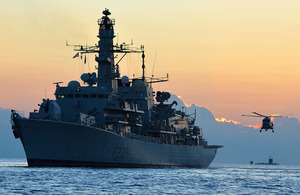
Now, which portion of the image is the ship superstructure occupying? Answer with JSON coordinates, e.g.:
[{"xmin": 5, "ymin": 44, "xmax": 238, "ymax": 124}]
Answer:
[{"xmin": 11, "ymin": 9, "xmax": 222, "ymax": 168}]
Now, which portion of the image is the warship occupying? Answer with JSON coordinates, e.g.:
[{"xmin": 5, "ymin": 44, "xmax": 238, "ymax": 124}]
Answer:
[{"xmin": 11, "ymin": 9, "xmax": 222, "ymax": 168}]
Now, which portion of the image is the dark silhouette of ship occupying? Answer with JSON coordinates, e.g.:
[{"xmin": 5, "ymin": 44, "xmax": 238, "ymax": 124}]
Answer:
[{"xmin": 10, "ymin": 9, "xmax": 222, "ymax": 168}]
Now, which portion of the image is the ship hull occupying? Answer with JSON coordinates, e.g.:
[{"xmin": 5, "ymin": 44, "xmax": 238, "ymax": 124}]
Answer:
[{"xmin": 14, "ymin": 118, "xmax": 218, "ymax": 168}]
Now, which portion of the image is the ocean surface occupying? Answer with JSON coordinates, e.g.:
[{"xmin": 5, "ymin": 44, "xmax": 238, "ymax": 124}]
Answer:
[{"xmin": 0, "ymin": 159, "xmax": 299, "ymax": 194}]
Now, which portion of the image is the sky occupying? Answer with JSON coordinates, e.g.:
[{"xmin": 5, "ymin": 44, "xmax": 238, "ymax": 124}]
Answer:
[{"xmin": 1, "ymin": 0, "xmax": 300, "ymax": 127}]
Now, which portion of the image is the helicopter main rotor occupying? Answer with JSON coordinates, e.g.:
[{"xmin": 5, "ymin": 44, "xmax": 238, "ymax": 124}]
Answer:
[{"xmin": 242, "ymin": 112, "xmax": 282, "ymax": 118}]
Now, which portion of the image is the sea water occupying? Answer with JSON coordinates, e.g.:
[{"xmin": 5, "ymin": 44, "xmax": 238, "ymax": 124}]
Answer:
[{"xmin": 0, "ymin": 159, "xmax": 299, "ymax": 194}]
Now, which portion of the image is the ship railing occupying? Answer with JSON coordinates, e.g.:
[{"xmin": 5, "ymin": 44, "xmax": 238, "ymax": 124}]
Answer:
[
  {"xmin": 123, "ymin": 132, "xmax": 162, "ymax": 144},
  {"xmin": 113, "ymin": 129, "xmax": 204, "ymax": 146}
]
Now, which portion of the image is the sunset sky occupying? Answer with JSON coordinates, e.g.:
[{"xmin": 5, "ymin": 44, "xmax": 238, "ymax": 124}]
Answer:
[{"xmin": 1, "ymin": 0, "xmax": 300, "ymax": 127}]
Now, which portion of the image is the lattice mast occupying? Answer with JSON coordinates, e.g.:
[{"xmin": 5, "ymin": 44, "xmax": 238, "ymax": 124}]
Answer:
[{"xmin": 95, "ymin": 9, "xmax": 118, "ymax": 90}]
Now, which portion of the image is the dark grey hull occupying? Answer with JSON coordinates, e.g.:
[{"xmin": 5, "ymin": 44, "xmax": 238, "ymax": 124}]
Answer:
[
  {"xmin": 26, "ymin": 159, "xmax": 207, "ymax": 168},
  {"xmin": 14, "ymin": 118, "xmax": 219, "ymax": 168}
]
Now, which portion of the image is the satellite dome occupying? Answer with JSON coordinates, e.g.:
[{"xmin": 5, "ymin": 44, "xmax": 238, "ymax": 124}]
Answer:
[
  {"xmin": 68, "ymin": 80, "xmax": 80, "ymax": 89},
  {"xmin": 162, "ymin": 92, "xmax": 171, "ymax": 100},
  {"xmin": 132, "ymin": 80, "xmax": 145, "ymax": 92},
  {"xmin": 121, "ymin": 76, "xmax": 129, "ymax": 84},
  {"xmin": 81, "ymin": 73, "xmax": 90, "ymax": 82},
  {"xmin": 156, "ymin": 91, "xmax": 171, "ymax": 102}
]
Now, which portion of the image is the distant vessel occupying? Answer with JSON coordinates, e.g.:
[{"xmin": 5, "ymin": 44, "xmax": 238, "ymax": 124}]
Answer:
[
  {"xmin": 10, "ymin": 9, "xmax": 222, "ymax": 168},
  {"xmin": 255, "ymin": 157, "xmax": 280, "ymax": 165}
]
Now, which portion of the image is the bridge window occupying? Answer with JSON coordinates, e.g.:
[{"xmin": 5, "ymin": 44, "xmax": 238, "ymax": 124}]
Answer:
[
  {"xmin": 91, "ymin": 94, "xmax": 97, "ymax": 98},
  {"xmin": 75, "ymin": 94, "xmax": 81, "ymax": 98},
  {"xmin": 83, "ymin": 94, "xmax": 89, "ymax": 98},
  {"xmin": 67, "ymin": 94, "xmax": 74, "ymax": 98},
  {"xmin": 97, "ymin": 94, "xmax": 109, "ymax": 98}
]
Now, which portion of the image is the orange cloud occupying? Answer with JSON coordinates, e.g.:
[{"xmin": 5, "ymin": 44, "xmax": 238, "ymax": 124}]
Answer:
[
  {"xmin": 215, "ymin": 117, "xmax": 242, "ymax": 125},
  {"xmin": 215, "ymin": 116, "xmax": 261, "ymax": 129},
  {"xmin": 177, "ymin": 96, "xmax": 192, "ymax": 108}
]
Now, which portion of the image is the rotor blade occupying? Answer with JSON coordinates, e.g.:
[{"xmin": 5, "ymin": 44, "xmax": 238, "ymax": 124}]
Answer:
[
  {"xmin": 252, "ymin": 112, "xmax": 267, "ymax": 117},
  {"xmin": 242, "ymin": 115, "xmax": 262, "ymax": 117}
]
